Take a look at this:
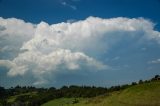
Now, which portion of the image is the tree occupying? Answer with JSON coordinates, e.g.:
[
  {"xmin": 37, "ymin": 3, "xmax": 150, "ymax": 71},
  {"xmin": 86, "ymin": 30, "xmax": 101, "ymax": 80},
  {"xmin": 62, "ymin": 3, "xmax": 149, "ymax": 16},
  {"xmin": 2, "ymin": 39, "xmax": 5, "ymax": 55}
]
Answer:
[
  {"xmin": 131, "ymin": 82, "xmax": 137, "ymax": 86},
  {"xmin": 139, "ymin": 80, "xmax": 143, "ymax": 84},
  {"xmin": 154, "ymin": 75, "xmax": 160, "ymax": 80},
  {"xmin": 0, "ymin": 86, "xmax": 5, "ymax": 99},
  {"xmin": 151, "ymin": 75, "xmax": 160, "ymax": 81},
  {"xmin": 72, "ymin": 98, "xmax": 79, "ymax": 104}
]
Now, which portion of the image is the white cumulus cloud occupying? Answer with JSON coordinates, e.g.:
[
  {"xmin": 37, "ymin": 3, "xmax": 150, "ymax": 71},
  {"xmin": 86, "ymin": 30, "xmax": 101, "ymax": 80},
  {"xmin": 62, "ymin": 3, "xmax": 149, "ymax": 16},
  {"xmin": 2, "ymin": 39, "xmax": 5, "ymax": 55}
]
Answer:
[
  {"xmin": 0, "ymin": 16, "xmax": 160, "ymax": 85},
  {"xmin": 0, "ymin": 17, "xmax": 35, "ymax": 59}
]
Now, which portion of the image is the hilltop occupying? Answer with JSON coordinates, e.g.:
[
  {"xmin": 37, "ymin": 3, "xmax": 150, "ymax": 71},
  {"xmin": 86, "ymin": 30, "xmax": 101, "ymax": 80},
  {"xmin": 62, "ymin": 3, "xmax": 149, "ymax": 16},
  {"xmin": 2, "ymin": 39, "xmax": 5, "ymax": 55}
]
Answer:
[
  {"xmin": 42, "ymin": 80, "xmax": 160, "ymax": 106},
  {"xmin": 0, "ymin": 75, "xmax": 160, "ymax": 106}
]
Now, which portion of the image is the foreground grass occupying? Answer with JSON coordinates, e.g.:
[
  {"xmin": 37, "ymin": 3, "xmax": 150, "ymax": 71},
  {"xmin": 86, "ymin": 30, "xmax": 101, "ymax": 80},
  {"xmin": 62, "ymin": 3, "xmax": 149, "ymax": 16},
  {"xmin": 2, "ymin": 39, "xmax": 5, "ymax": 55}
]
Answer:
[
  {"xmin": 41, "ymin": 98, "xmax": 83, "ymax": 106},
  {"xmin": 42, "ymin": 81, "xmax": 160, "ymax": 106}
]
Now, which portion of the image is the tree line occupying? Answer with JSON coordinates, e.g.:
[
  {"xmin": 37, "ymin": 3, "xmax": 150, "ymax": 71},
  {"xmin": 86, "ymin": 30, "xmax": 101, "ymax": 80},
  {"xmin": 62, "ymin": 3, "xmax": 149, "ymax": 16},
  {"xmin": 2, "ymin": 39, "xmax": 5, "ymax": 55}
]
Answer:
[{"xmin": 0, "ymin": 75, "xmax": 160, "ymax": 106}]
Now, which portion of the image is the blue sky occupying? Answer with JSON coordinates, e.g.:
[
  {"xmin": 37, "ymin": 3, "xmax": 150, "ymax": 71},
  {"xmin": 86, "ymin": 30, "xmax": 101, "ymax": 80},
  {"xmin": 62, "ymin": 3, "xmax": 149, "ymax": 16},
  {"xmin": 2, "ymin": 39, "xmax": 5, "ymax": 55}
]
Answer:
[
  {"xmin": 0, "ymin": 0, "xmax": 160, "ymax": 25},
  {"xmin": 0, "ymin": 0, "xmax": 160, "ymax": 88}
]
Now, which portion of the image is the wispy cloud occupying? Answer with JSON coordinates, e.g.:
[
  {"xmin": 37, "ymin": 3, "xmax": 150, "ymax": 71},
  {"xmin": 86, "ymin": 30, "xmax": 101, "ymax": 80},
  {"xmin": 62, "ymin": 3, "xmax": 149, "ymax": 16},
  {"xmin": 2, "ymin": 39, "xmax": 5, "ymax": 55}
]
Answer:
[
  {"xmin": 61, "ymin": 1, "xmax": 77, "ymax": 10},
  {"xmin": 71, "ymin": 0, "xmax": 80, "ymax": 2},
  {"xmin": 112, "ymin": 56, "xmax": 120, "ymax": 61},
  {"xmin": 148, "ymin": 59, "xmax": 160, "ymax": 64}
]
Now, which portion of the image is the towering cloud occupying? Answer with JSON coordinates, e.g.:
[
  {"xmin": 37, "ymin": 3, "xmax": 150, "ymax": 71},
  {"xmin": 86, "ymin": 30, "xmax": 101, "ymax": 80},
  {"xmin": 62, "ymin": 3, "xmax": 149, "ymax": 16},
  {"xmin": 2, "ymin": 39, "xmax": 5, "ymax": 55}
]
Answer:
[{"xmin": 0, "ymin": 16, "xmax": 160, "ymax": 86}]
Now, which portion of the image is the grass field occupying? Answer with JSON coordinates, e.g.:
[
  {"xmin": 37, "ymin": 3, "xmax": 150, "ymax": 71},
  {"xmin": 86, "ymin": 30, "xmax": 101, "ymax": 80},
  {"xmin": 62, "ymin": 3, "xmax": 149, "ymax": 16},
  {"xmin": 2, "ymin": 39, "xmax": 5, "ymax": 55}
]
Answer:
[
  {"xmin": 41, "ymin": 98, "xmax": 84, "ymax": 106},
  {"xmin": 7, "ymin": 92, "xmax": 37, "ymax": 104},
  {"xmin": 42, "ymin": 81, "xmax": 160, "ymax": 106}
]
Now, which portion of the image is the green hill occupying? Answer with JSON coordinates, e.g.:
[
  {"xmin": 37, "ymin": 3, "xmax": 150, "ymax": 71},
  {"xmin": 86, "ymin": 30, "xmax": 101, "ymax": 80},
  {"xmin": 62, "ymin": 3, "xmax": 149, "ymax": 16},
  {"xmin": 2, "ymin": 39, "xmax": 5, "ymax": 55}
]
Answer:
[{"xmin": 42, "ymin": 81, "xmax": 160, "ymax": 106}]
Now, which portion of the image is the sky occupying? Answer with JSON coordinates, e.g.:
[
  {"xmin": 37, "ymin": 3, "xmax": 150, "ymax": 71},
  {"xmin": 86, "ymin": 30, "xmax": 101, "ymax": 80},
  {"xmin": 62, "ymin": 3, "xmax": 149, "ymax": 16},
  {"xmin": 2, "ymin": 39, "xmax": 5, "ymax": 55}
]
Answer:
[{"xmin": 0, "ymin": 0, "xmax": 160, "ymax": 88}]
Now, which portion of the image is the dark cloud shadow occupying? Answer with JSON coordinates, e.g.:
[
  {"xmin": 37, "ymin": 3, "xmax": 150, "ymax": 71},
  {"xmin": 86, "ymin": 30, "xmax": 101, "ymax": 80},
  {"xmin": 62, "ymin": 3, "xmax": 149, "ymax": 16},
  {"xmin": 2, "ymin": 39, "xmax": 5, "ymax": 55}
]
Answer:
[{"xmin": 0, "ymin": 25, "xmax": 6, "ymax": 31}]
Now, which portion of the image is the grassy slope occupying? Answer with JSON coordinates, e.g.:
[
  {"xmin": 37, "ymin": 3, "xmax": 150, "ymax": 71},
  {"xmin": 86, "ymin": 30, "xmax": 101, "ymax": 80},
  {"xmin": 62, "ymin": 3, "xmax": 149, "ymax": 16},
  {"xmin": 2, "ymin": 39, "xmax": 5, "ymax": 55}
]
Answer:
[
  {"xmin": 41, "ymin": 98, "xmax": 83, "ymax": 106},
  {"xmin": 42, "ymin": 81, "xmax": 160, "ymax": 106},
  {"xmin": 7, "ymin": 92, "xmax": 37, "ymax": 103}
]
